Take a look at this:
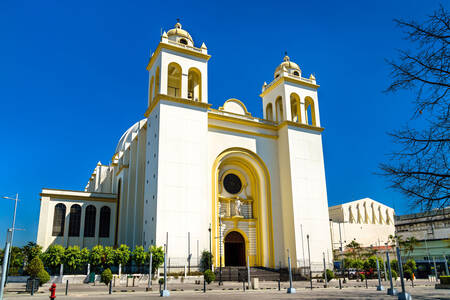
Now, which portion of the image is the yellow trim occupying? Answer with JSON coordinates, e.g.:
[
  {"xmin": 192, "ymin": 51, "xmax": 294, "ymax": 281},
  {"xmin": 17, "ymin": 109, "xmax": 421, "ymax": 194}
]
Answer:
[
  {"xmin": 208, "ymin": 124, "xmax": 278, "ymax": 140},
  {"xmin": 211, "ymin": 148, "xmax": 274, "ymax": 268},
  {"xmin": 115, "ymin": 165, "xmax": 129, "ymax": 176},
  {"xmin": 144, "ymin": 94, "xmax": 211, "ymax": 117},
  {"xmin": 219, "ymin": 98, "xmax": 252, "ymax": 116},
  {"xmin": 208, "ymin": 112, "xmax": 276, "ymax": 130},
  {"xmin": 259, "ymin": 76, "xmax": 319, "ymax": 98},
  {"xmin": 146, "ymin": 42, "xmax": 211, "ymax": 71},
  {"xmin": 40, "ymin": 193, "xmax": 117, "ymax": 203},
  {"xmin": 278, "ymin": 120, "xmax": 324, "ymax": 132}
]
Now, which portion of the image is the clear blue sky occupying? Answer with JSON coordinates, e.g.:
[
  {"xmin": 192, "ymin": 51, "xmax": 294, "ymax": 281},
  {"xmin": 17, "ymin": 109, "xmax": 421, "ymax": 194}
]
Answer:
[{"xmin": 0, "ymin": 0, "xmax": 446, "ymax": 246}]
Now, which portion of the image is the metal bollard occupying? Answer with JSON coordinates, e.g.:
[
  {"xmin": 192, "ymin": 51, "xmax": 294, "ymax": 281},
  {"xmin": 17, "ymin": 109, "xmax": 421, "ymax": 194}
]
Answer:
[
  {"xmin": 339, "ymin": 278, "xmax": 342, "ymax": 289},
  {"xmin": 243, "ymin": 280, "xmax": 245, "ymax": 291},
  {"xmin": 365, "ymin": 277, "xmax": 368, "ymax": 289},
  {"xmin": 109, "ymin": 281, "xmax": 112, "ymax": 294},
  {"xmin": 30, "ymin": 281, "xmax": 34, "ymax": 296},
  {"xmin": 203, "ymin": 280, "xmax": 206, "ymax": 293},
  {"xmin": 65, "ymin": 280, "xmax": 69, "ymax": 295},
  {"xmin": 278, "ymin": 279, "xmax": 280, "ymax": 291}
]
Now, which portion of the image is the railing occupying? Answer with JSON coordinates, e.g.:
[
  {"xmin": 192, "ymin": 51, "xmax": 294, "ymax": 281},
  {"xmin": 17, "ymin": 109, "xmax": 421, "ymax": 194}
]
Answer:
[
  {"xmin": 167, "ymin": 40, "xmax": 203, "ymax": 53},
  {"xmin": 263, "ymin": 73, "xmax": 316, "ymax": 92},
  {"xmin": 218, "ymin": 199, "xmax": 253, "ymax": 219},
  {"xmin": 209, "ymin": 109, "xmax": 276, "ymax": 126}
]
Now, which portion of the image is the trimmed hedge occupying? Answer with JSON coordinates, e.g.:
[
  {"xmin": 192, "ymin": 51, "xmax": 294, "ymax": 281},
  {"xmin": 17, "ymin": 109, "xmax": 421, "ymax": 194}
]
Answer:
[{"xmin": 441, "ymin": 276, "xmax": 450, "ymax": 285}]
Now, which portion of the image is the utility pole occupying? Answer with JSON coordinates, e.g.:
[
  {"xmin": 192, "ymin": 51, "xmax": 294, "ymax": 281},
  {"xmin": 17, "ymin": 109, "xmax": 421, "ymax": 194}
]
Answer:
[
  {"xmin": 300, "ymin": 224, "xmax": 306, "ymax": 267},
  {"xmin": 219, "ymin": 216, "xmax": 222, "ymax": 285},
  {"xmin": 0, "ymin": 229, "xmax": 13, "ymax": 300},
  {"xmin": 307, "ymin": 234, "xmax": 312, "ymax": 290},
  {"xmin": 187, "ymin": 232, "xmax": 191, "ymax": 275},
  {"xmin": 208, "ymin": 224, "xmax": 212, "ymax": 271}
]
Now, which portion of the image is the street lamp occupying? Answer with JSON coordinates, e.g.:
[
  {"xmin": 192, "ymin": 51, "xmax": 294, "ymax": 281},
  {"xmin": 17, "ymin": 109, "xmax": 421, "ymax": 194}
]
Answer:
[
  {"xmin": 208, "ymin": 224, "xmax": 212, "ymax": 271},
  {"xmin": 2, "ymin": 194, "xmax": 19, "ymax": 283}
]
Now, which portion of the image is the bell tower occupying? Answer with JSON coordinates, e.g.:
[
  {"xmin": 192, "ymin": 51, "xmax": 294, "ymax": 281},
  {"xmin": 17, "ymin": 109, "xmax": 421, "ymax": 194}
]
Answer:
[
  {"xmin": 260, "ymin": 54, "xmax": 320, "ymax": 127},
  {"xmin": 145, "ymin": 21, "xmax": 209, "ymax": 110}
]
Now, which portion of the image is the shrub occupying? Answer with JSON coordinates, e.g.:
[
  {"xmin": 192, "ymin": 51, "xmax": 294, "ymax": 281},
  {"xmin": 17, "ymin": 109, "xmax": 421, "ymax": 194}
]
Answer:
[
  {"xmin": 204, "ymin": 269, "xmax": 215, "ymax": 284},
  {"xmin": 23, "ymin": 242, "xmax": 43, "ymax": 264},
  {"xmin": 114, "ymin": 245, "xmax": 130, "ymax": 267},
  {"xmin": 63, "ymin": 246, "xmax": 82, "ymax": 274},
  {"xmin": 148, "ymin": 246, "xmax": 164, "ymax": 276},
  {"xmin": 199, "ymin": 250, "xmax": 213, "ymax": 272},
  {"xmin": 391, "ymin": 269, "xmax": 398, "ymax": 280},
  {"xmin": 27, "ymin": 257, "xmax": 44, "ymax": 278},
  {"xmin": 323, "ymin": 269, "xmax": 334, "ymax": 282},
  {"xmin": 441, "ymin": 276, "xmax": 450, "ymax": 285},
  {"xmin": 404, "ymin": 269, "xmax": 413, "ymax": 281},
  {"xmin": 359, "ymin": 273, "xmax": 365, "ymax": 281},
  {"xmin": 37, "ymin": 269, "xmax": 50, "ymax": 286},
  {"xmin": 101, "ymin": 268, "xmax": 113, "ymax": 285},
  {"xmin": 132, "ymin": 246, "xmax": 147, "ymax": 267},
  {"xmin": 41, "ymin": 244, "xmax": 65, "ymax": 274}
]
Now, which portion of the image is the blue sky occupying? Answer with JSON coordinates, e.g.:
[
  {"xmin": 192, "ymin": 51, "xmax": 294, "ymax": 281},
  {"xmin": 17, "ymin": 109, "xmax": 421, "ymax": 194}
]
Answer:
[{"xmin": 0, "ymin": 0, "xmax": 446, "ymax": 246}]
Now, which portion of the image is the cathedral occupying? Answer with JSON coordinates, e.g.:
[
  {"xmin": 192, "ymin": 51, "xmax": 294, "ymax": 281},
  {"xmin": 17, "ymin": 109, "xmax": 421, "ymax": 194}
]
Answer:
[{"xmin": 37, "ymin": 22, "xmax": 333, "ymax": 271}]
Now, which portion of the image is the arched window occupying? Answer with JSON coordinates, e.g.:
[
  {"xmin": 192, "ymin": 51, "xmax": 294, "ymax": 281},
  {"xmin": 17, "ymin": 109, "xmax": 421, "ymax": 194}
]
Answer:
[
  {"xmin": 167, "ymin": 62, "xmax": 182, "ymax": 98},
  {"xmin": 266, "ymin": 103, "xmax": 273, "ymax": 121},
  {"xmin": 179, "ymin": 38, "xmax": 188, "ymax": 45},
  {"xmin": 99, "ymin": 206, "xmax": 111, "ymax": 238},
  {"xmin": 149, "ymin": 76, "xmax": 154, "ymax": 106},
  {"xmin": 84, "ymin": 205, "xmax": 96, "ymax": 237},
  {"xmin": 304, "ymin": 97, "xmax": 316, "ymax": 126},
  {"xmin": 68, "ymin": 204, "xmax": 81, "ymax": 237},
  {"xmin": 188, "ymin": 68, "xmax": 202, "ymax": 102},
  {"xmin": 154, "ymin": 67, "xmax": 160, "ymax": 99},
  {"xmin": 293, "ymin": 71, "xmax": 299, "ymax": 76},
  {"xmin": 290, "ymin": 93, "xmax": 300, "ymax": 122},
  {"xmin": 275, "ymin": 96, "xmax": 283, "ymax": 123},
  {"xmin": 52, "ymin": 203, "xmax": 66, "ymax": 236}
]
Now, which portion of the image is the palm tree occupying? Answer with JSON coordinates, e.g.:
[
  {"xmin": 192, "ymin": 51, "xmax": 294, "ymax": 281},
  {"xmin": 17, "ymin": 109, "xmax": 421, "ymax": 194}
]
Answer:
[{"xmin": 403, "ymin": 237, "xmax": 420, "ymax": 259}]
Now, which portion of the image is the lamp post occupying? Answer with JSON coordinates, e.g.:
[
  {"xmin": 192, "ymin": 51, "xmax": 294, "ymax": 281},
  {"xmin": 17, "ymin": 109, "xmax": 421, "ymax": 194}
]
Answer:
[
  {"xmin": 287, "ymin": 249, "xmax": 295, "ymax": 294},
  {"xmin": 2, "ymin": 194, "xmax": 19, "ymax": 284},
  {"xmin": 208, "ymin": 224, "xmax": 212, "ymax": 271},
  {"xmin": 386, "ymin": 242, "xmax": 397, "ymax": 296},
  {"xmin": 307, "ymin": 234, "xmax": 312, "ymax": 290},
  {"xmin": 0, "ymin": 229, "xmax": 13, "ymax": 300},
  {"xmin": 218, "ymin": 215, "xmax": 223, "ymax": 285}
]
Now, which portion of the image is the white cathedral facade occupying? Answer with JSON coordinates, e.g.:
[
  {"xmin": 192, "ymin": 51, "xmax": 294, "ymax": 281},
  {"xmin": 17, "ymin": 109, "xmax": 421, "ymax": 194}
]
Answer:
[{"xmin": 37, "ymin": 22, "xmax": 333, "ymax": 270}]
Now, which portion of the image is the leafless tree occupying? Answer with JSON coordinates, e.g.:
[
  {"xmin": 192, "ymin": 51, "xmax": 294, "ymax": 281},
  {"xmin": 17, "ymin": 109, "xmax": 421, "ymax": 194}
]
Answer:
[{"xmin": 380, "ymin": 5, "xmax": 449, "ymax": 210}]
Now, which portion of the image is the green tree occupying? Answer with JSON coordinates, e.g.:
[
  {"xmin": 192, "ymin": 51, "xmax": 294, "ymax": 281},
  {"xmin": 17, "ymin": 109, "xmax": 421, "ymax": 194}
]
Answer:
[
  {"xmin": 90, "ymin": 245, "xmax": 104, "ymax": 270},
  {"xmin": 114, "ymin": 244, "xmax": 130, "ymax": 267},
  {"xmin": 403, "ymin": 237, "xmax": 420, "ymax": 259},
  {"xmin": 9, "ymin": 246, "xmax": 24, "ymax": 275},
  {"xmin": 41, "ymin": 244, "xmax": 65, "ymax": 274},
  {"xmin": 132, "ymin": 246, "xmax": 147, "ymax": 267},
  {"xmin": 199, "ymin": 250, "xmax": 213, "ymax": 272},
  {"xmin": 63, "ymin": 246, "xmax": 82, "ymax": 274},
  {"xmin": 148, "ymin": 246, "xmax": 164, "ymax": 275},
  {"xmin": 80, "ymin": 248, "xmax": 90, "ymax": 266},
  {"xmin": 22, "ymin": 242, "xmax": 43, "ymax": 264},
  {"xmin": 103, "ymin": 246, "xmax": 115, "ymax": 268},
  {"xmin": 37, "ymin": 269, "xmax": 50, "ymax": 286},
  {"xmin": 351, "ymin": 259, "xmax": 364, "ymax": 270},
  {"xmin": 345, "ymin": 241, "xmax": 362, "ymax": 259},
  {"xmin": 203, "ymin": 269, "xmax": 215, "ymax": 284}
]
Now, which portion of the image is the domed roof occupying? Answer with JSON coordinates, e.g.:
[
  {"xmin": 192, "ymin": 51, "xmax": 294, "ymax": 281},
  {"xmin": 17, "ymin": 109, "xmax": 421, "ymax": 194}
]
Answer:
[
  {"xmin": 274, "ymin": 55, "xmax": 301, "ymax": 78},
  {"xmin": 167, "ymin": 22, "xmax": 193, "ymax": 44},
  {"xmin": 115, "ymin": 119, "xmax": 146, "ymax": 154}
]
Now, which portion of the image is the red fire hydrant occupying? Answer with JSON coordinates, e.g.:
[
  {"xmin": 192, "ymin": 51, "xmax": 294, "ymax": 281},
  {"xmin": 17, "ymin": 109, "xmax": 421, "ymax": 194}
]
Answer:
[{"xmin": 49, "ymin": 283, "xmax": 56, "ymax": 299}]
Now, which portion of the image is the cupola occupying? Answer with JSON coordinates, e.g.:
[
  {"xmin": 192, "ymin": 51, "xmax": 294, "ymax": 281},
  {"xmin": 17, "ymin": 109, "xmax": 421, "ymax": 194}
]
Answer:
[
  {"xmin": 167, "ymin": 22, "xmax": 194, "ymax": 46},
  {"xmin": 274, "ymin": 54, "xmax": 301, "ymax": 78}
]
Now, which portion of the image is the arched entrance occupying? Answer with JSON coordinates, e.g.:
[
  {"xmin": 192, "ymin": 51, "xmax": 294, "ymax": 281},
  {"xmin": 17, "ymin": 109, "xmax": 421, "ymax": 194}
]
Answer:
[{"xmin": 225, "ymin": 231, "xmax": 246, "ymax": 266}]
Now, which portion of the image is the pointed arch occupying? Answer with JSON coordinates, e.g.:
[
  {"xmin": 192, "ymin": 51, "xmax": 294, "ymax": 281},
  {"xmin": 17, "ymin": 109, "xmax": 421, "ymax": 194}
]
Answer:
[
  {"xmin": 304, "ymin": 97, "xmax": 316, "ymax": 126},
  {"xmin": 290, "ymin": 93, "xmax": 301, "ymax": 122},
  {"xmin": 167, "ymin": 62, "xmax": 182, "ymax": 98},
  {"xmin": 188, "ymin": 67, "xmax": 202, "ymax": 102},
  {"xmin": 149, "ymin": 76, "xmax": 154, "ymax": 106},
  {"xmin": 266, "ymin": 103, "xmax": 273, "ymax": 121},
  {"xmin": 275, "ymin": 96, "xmax": 283, "ymax": 123}
]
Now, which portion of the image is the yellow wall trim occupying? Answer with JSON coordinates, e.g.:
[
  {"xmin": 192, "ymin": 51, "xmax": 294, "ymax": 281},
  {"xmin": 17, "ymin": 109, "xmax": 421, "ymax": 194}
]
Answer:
[
  {"xmin": 208, "ymin": 112, "xmax": 276, "ymax": 130},
  {"xmin": 146, "ymin": 42, "xmax": 211, "ymax": 71},
  {"xmin": 144, "ymin": 94, "xmax": 211, "ymax": 117},
  {"xmin": 209, "ymin": 124, "xmax": 278, "ymax": 140},
  {"xmin": 259, "ymin": 77, "xmax": 320, "ymax": 98},
  {"xmin": 115, "ymin": 165, "xmax": 129, "ymax": 176},
  {"xmin": 278, "ymin": 120, "xmax": 324, "ymax": 132},
  {"xmin": 40, "ymin": 193, "xmax": 117, "ymax": 203}
]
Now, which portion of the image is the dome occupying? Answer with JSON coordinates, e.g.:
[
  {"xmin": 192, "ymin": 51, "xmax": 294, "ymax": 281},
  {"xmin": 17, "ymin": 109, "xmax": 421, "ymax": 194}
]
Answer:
[
  {"xmin": 115, "ymin": 119, "xmax": 146, "ymax": 154},
  {"xmin": 274, "ymin": 55, "xmax": 301, "ymax": 78},
  {"xmin": 167, "ymin": 22, "xmax": 194, "ymax": 45}
]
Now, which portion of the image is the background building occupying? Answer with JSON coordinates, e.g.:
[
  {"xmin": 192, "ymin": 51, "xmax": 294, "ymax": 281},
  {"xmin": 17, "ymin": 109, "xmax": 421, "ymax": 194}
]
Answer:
[
  {"xmin": 395, "ymin": 207, "xmax": 450, "ymax": 277},
  {"xmin": 329, "ymin": 198, "xmax": 395, "ymax": 254}
]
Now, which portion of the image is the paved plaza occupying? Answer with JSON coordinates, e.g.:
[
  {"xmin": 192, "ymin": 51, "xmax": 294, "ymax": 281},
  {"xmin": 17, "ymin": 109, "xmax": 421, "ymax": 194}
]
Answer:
[{"xmin": 3, "ymin": 280, "xmax": 449, "ymax": 300}]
